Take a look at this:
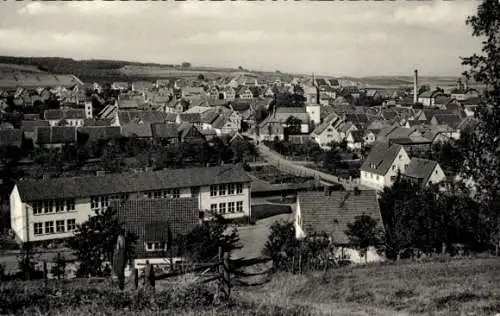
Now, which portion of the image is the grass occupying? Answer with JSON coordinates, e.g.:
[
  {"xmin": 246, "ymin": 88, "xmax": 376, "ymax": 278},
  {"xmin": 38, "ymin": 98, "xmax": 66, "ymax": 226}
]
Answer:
[
  {"xmin": 240, "ymin": 257, "xmax": 500, "ymax": 315},
  {"xmin": 2, "ymin": 257, "xmax": 500, "ymax": 315}
]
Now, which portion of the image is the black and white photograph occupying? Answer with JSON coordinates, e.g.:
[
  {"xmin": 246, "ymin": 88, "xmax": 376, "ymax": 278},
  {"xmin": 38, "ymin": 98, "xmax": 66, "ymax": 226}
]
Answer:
[{"xmin": 0, "ymin": 0, "xmax": 499, "ymax": 315}]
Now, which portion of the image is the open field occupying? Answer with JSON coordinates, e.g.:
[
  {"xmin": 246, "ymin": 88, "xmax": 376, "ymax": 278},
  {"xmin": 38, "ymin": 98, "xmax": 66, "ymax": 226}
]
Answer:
[
  {"xmin": 237, "ymin": 257, "xmax": 500, "ymax": 316},
  {"xmin": 2, "ymin": 257, "xmax": 500, "ymax": 315}
]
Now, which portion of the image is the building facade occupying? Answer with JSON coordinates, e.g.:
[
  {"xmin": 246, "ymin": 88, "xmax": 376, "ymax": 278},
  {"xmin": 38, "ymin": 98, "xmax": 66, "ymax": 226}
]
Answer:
[{"xmin": 10, "ymin": 164, "xmax": 252, "ymax": 244}]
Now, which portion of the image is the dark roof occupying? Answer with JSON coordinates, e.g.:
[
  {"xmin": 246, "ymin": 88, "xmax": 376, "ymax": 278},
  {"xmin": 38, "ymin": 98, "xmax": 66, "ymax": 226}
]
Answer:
[
  {"xmin": 77, "ymin": 126, "xmax": 122, "ymax": 142},
  {"xmin": 231, "ymin": 101, "xmax": 251, "ymax": 112},
  {"xmin": 83, "ymin": 119, "xmax": 112, "ymax": 127},
  {"xmin": 432, "ymin": 114, "xmax": 462, "ymax": 129},
  {"xmin": 349, "ymin": 130, "xmax": 365, "ymax": 142},
  {"xmin": 201, "ymin": 109, "xmax": 219, "ymax": 124},
  {"xmin": 179, "ymin": 112, "xmax": 202, "ymax": 123},
  {"xmin": 0, "ymin": 129, "xmax": 23, "ymax": 147},
  {"xmin": 298, "ymin": 190, "xmax": 383, "ymax": 244},
  {"xmin": 151, "ymin": 123, "xmax": 178, "ymax": 138},
  {"xmin": 118, "ymin": 110, "xmax": 171, "ymax": 125},
  {"xmin": 121, "ymin": 122, "xmax": 153, "ymax": 138},
  {"xmin": 23, "ymin": 114, "xmax": 41, "ymax": 121},
  {"xmin": 21, "ymin": 120, "xmax": 50, "ymax": 133},
  {"xmin": 44, "ymin": 109, "xmax": 85, "ymax": 120},
  {"xmin": 34, "ymin": 126, "xmax": 77, "ymax": 145},
  {"xmin": 114, "ymin": 198, "xmax": 199, "ymax": 258},
  {"xmin": 16, "ymin": 164, "xmax": 251, "ymax": 202},
  {"xmin": 360, "ymin": 142, "xmax": 404, "ymax": 175},
  {"xmin": 403, "ymin": 158, "xmax": 438, "ymax": 186}
]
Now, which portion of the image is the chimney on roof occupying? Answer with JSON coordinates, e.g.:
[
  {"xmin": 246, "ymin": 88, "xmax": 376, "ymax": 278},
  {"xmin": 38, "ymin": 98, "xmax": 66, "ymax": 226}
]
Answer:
[{"xmin": 413, "ymin": 69, "xmax": 418, "ymax": 104}]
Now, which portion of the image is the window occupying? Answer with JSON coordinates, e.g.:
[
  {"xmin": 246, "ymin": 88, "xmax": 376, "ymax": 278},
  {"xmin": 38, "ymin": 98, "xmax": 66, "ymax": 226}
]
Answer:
[
  {"xmin": 236, "ymin": 184, "xmax": 243, "ymax": 194},
  {"xmin": 91, "ymin": 197, "xmax": 99, "ymax": 210},
  {"xmin": 67, "ymin": 219, "xmax": 76, "ymax": 231},
  {"xmin": 34, "ymin": 223, "xmax": 43, "ymax": 235},
  {"xmin": 210, "ymin": 204, "xmax": 217, "ymax": 213},
  {"xmin": 390, "ymin": 176, "xmax": 397, "ymax": 182},
  {"xmin": 228, "ymin": 184, "xmax": 235, "ymax": 195},
  {"xmin": 33, "ymin": 201, "xmax": 43, "ymax": 215},
  {"xmin": 153, "ymin": 191, "xmax": 162, "ymax": 199},
  {"xmin": 392, "ymin": 165, "xmax": 396, "ymax": 171},
  {"xmin": 172, "ymin": 189, "xmax": 180, "ymax": 198},
  {"xmin": 191, "ymin": 186, "xmax": 200, "ymax": 196},
  {"xmin": 404, "ymin": 164, "xmax": 409, "ymax": 171},
  {"xmin": 55, "ymin": 200, "xmax": 64, "ymax": 212},
  {"xmin": 100, "ymin": 196, "xmax": 109, "ymax": 208},
  {"xmin": 56, "ymin": 220, "xmax": 65, "ymax": 233},
  {"xmin": 218, "ymin": 184, "xmax": 226, "ymax": 196},
  {"xmin": 44, "ymin": 221, "xmax": 54, "ymax": 234},
  {"xmin": 43, "ymin": 201, "xmax": 53, "ymax": 213},
  {"xmin": 145, "ymin": 242, "xmax": 154, "ymax": 251},
  {"xmin": 435, "ymin": 170, "xmax": 438, "ymax": 175},
  {"xmin": 376, "ymin": 175, "xmax": 380, "ymax": 180},
  {"xmin": 236, "ymin": 201, "xmax": 243, "ymax": 213},
  {"xmin": 219, "ymin": 203, "xmax": 226, "ymax": 214},
  {"xmin": 210, "ymin": 185, "xmax": 217, "ymax": 197},
  {"xmin": 147, "ymin": 192, "xmax": 153, "ymax": 199},
  {"xmin": 399, "ymin": 154, "xmax": 402, "ymax": 160},
  {"xmin": 228, "ymin": 202, "xmax": 235, "ymax": 213}
]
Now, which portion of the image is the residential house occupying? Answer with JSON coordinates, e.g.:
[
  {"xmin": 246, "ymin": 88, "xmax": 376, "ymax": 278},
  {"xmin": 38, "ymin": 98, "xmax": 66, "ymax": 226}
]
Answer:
[
  {"xmin": 236, "ymin": 87, "xmax": 254, "ymax": 100},
  {"xmin": 115, "ymin": 198, "xmax": 199, "ymax": 266},
  {"xmin": 44, "ymin": 109, "xmax": 87, "ymax": 127},
  {"xmin": 310, "ymin": 113, "xmax": 343, "ymax": 149},
  {"xmin": 360, "ymin": 142, "xmax": 411, "ymax": 191},
  {"xmin": 113, "ymin": 110, "xmax": 173, "ymax": 127},
  {"xmin": 150, "ymin": 123, "xmax": 179, "ymax": 144},
  {"xmin": 417, "ymin": 91, "xmax": 441, "ymax": 107},
  {"xmin": 10, "ymin": 164, "xmax": 252, "ymax": 244},
  {"xmin": 0, "ymin": 129, "xmax": 23, "ymax": 148},
  {"xmin": 178, "ymin": 112, "xmax": 203, "ymax": 128},
  {"xmin": 430, "ymin": 114, "xmax": 463, "ymax": 140},
  {"xmin": 181, "ymin": 87, "xmax": 207, "ymax": 99},
  {"xmin": 346, "ymin": 130, "xmax": 364, "ymax": 150},
  {"xmin": 402, "ymin": 158, "xmax": 447, "ymax": 189},
  {"xmin": 177, "ymin": 122, "xmax": 206, "ymax": 145},
  {"xmin": 21, "ymin": 120, "xmax": 51, "ymax": 140},
  {"xmin": 77, "ymin": 126, "xmax": 122, "ymax": 143},
  {"xmin": 221, "ymin": 87, "xmax": 236, "ymax": 101},
  {"xmin": 33, "ymin": 126, "xmax": 78, "ymax": 148},
  {"xmin": 258, "ymin": 107, "xmax": 310, "ymax": 141},
  {"xmin": 131, "ymin": 81, "xmax": 153, "ymax": 93},
  {"xmin": 376, "ymin": 125, "xmax": 431, "ymax": 154},
  {"xmin": 111, "ymin": 82, "xmax": 130, "ymax": 92},
  {"xmin": 120, "ymin": 121, "xmax": 153, "ymax": 139},
  {"xmin": 295, "ymin": 190, "xmax": 385, "ymax": 264}
]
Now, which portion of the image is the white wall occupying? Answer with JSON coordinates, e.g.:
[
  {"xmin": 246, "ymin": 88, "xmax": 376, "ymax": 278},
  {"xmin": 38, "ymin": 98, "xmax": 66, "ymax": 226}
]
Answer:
[
  {"xmin": 360, "ymin": 171, "xmax": 385, "ymax": 191},
  {"xmin": 384, "ymin": 148, "xmax": 411, "ymax": 188},
  {"xmin": 334, "ymin": 246, "xmax": 384, "ymax": 264},
  {"xmin": 426, "ymin": 163, "xmax": 446, "ymax": 186},
  {"xmin": 199, "ymin": 183, "xmax": 251, "ymax": 219}
]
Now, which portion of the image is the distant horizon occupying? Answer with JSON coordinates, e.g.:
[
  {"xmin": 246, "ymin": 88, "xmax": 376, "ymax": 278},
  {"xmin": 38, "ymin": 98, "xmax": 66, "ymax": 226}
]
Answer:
[{"xmin": 0, "ymin": 53, "xmax": 464, "ymax": 80}]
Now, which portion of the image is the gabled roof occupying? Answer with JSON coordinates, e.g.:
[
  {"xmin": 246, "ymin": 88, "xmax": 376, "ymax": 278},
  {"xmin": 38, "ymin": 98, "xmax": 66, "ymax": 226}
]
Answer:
[
  {"xmin": 44, "ymin": 109, "xmax": 85, "ymax": 121},
  {"xmin": 21, "ymin": 120, "xmax": 50, "ymax": 133},
  {"xmin": 34, "ymin": 126, "xmax": 77, "ymax": 144},
  {"xmin": 404, "ymin": 158, "xmax": 439, "ymax": 186},
  {"xmin": 16, "ymin": 164, "xmax": 251, "ymax": 202},
  {"xmin": 298, "ymin": 190, "xmax": 383, "ymax": 244},
  {"xmin": 184, "ymin": 105, "xmax": 211, "ymax": 114},
  {"xmin": 151, "ymin": 123, "xmax": 179, "ymax": 138},
  {"xmin": 118, "ymin": 98, "xmax": 142, "ymax": 109},
  {"xmin": 360, "ymin": 142, "xmax": 404, "ymax": 175},
  {"xmin": 0, "ymin": 129, "xmax": 23, "ymax": 147},
  {"xmin": 211, "ymin": 115, "xmax": 228, "ymax": 130},
  {"xmin": 118, "ymin": 110, "xmax": 171, "ymax": 125},
  {"xmin": 179, "ymin": 112, "xmax": 202, "ymax": 123},
  {"xmin": 432, "ymin": 114, "xmax": 462, "ymax": 129},
  {"xmin": 115, "ymin": 198, "xmax": 200, "ymax": 258},
  {"xmin": 312, "ymin": 113, "xmax": 340, "ymax": 135},
  {"xmin": 121, "ymin": 122, "xmax": 153, "ymax": 138},
  {"xmin": 77, "ymin": 126, "xmax": 122, "ymax": 142}
]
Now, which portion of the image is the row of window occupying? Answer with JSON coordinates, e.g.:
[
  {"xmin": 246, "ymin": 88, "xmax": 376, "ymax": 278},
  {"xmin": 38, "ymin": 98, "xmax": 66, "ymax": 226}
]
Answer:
[
  {"xmin": 145, "ymin": 242, "xmax": 168, "ymax": 252},
  {"xmin": 146, "ymin": 189, "xmax": 180, "ymax": 199},
  {"xmin": 33, "ymin": 199, "xmax": 75, "ymax": 215},
  {"xmin": 210, "ymin": 184, "xmax": 243, "ymax": 197},
  {"xmin": 34, "ymin": 219, "xmax": 76, "ymax": 235},
  {"xmin": 90, "ymin": 194, "xmax": 129, "ymax": 210},
  {"xmin": 210, "ymin": 201, "xmax": 244, "ymax": 214}
]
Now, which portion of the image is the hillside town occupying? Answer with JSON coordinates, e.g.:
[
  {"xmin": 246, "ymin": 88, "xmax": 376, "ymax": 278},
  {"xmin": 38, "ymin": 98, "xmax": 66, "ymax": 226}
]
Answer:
[
  {"xmin": 0, "ymin": 0, "xmax": 499, "ymax": 314},
  {"xmin": 0, "ymin": 66, "xmax": 482, "ymax": 268}
]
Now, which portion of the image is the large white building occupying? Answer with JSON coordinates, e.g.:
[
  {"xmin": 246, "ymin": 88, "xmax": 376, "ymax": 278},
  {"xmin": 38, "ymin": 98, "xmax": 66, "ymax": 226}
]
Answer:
[{"xmin": 10, "ymin": 164, "xmax": 252, "ymax": 244}]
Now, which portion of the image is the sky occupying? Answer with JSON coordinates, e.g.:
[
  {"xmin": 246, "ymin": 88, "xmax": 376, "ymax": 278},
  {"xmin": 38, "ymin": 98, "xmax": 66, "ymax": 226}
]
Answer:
[{"xmin": 0, "ymin": 1, "xmax": 483, "ymax": 77}]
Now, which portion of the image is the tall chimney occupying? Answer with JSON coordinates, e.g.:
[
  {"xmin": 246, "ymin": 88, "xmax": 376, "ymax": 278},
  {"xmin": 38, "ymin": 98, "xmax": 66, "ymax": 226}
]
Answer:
[{"xmin": 413, "ymin": 69, "xmax": 418, "ymax": 104}]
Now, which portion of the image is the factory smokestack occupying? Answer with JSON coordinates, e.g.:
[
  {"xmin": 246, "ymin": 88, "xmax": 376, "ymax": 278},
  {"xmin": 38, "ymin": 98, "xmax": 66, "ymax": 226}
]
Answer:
[{"xmin": 413, "ymin": 69, "xmax": 418, "ymax": 104}]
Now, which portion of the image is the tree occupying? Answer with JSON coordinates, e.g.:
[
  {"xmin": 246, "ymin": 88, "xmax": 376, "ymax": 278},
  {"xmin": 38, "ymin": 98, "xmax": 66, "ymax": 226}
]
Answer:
[
  {"xmin": 197, "ymin": 74, "xmax": 205, "ymax": 80},
  {"xmin": 50, "ymin": 252, "xmax": 66, "ymax": 280},
  {"xmin": 345, "ymin": 214, "xmax": 384, "ymax": 263},
  {"xmin": 177, "ymin": 214, "xmax": 239, "ymax": 263},
  {"xmin": 181, "ymin": 62, "xmax": 191, "ymax": 69},
  {"xmin": 263, "ymin": 221, "xmax": 301, "ymax": 272},
  {"xmin": 285, "ymin": 116, "xmax": 302, "ymax": 136},
  {"xmin": 68, "ymin": 207, "xmax": 137, "ymax": 277},
  {"xmin": 460, "ymin": 0, "xmax": 500, "ymax": 254}
]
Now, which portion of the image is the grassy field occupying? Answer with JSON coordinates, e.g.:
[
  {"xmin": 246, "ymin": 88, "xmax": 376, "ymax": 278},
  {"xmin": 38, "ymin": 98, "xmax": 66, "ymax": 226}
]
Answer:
[
  {"xmin": 237, "ymin": 257, "xmax": 500, "ymax": 315},
  {"xmin": 2, "ymin": 257, "xmax": 500, "ymax": 315}
]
